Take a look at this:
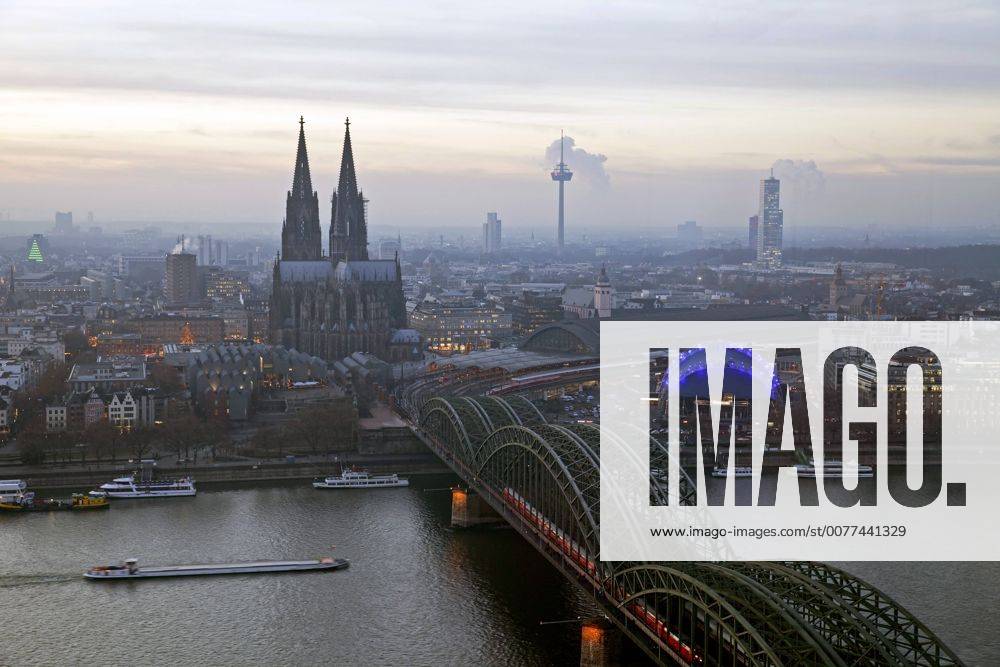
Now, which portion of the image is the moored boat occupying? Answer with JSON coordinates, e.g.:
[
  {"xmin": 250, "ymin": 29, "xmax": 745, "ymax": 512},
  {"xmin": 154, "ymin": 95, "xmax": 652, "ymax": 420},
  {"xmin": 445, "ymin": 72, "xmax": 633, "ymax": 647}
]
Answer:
[
  {"xmin": 94, "ymin": 475, "xmax": 196, "ymax": 498},
  {"xmin": 796, "ymin": 459, "xmax": 874, "ymax": 478},
  {"xmin": 84, "ymin": 556, "xmax": 349, "ymax": 580},
  {"xmin": 313, "ymin": 467, "xmax": 408, "ymax": 489},
  {"xmin": 93, "ymin": 459, "xmax": 195, "ymax": 498},
  {"xmin": 0, "ymin": 491, "xmax": 109, "ymax": 512},
  {"xmin": 710, "ymin": 465, "xmax": 754, "ymax": 478},
  {"xmin": 0, "ymin": 479, "xmax": 28, "ymax": 503}
]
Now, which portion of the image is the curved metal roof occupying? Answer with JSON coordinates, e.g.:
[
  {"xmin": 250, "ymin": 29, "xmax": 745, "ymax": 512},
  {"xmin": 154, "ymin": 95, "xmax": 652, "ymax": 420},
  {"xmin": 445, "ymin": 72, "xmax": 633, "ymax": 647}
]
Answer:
[{"xmin": 520, "ymin": 319, "xmax": 600, "ymax": 355}]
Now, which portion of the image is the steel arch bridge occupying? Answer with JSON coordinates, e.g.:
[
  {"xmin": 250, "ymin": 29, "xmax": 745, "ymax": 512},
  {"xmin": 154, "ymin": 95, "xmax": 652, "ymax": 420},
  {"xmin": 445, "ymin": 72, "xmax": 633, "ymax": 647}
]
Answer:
[{"xmin": 415, "ymin": 395, "xmax": 961, "ymax": 667}]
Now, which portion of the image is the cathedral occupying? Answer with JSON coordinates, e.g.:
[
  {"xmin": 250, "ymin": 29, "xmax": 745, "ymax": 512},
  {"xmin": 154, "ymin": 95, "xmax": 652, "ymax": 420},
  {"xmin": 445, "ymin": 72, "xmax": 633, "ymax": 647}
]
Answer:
[{"xmin": 269, "ymin": 117, "xmax": 407, "ymax": 360}]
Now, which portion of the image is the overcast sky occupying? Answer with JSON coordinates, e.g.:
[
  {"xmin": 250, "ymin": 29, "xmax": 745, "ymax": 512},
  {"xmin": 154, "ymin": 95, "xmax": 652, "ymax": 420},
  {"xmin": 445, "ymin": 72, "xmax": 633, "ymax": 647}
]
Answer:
[{"xmin": 1, "ymin": 1, "xmax": 998, "ymax": 234}]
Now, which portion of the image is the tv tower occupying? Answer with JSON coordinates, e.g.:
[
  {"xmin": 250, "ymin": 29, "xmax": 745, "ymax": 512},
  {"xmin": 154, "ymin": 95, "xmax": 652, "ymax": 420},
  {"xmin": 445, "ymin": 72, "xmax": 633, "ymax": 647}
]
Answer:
[{"xmin": 550, "ymin": 130, "xmax": 573, "ymax": 255}]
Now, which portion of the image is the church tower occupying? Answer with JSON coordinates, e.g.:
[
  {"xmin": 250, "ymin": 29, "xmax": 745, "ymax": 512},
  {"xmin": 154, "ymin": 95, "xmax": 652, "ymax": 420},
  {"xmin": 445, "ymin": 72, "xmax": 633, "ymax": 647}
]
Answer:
[
  {"xmin": 830, "ymin": 263, "xmax": 846, "ymax": 308},
  {"xmin": 330, "ymin": 118, "xmax": 369, "ymax": 262},
  {"xmin": 595, "ymin": 264, "xmax": 612, "ymax": 319},
  {"xmin": 281, "ymin": 117, "xmax": 322, "ymax": 261}
]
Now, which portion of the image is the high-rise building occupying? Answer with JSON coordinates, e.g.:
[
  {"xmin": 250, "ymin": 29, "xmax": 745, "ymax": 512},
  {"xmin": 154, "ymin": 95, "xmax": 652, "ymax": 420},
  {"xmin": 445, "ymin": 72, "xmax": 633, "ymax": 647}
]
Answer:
[
  {"xmin": 205, "ymin": 268, "xmax": 249, "ymax": 303},
  {"xmin": 755, "ymin": 171, "xmax": 783, "ymax": 269},
  {"xmin": 53, "ymin": 211, "xmax": 75, "ymax": 234},
  {"xmin": 196, "ymin": 234, "xmax": 214, "ymax": 266},
  {"xmin": 164, "ymin": 252, "xmax": 198, "ymax": 305},
  {"xmin": 748, "ymin": 215, "xmax": 759, "ymax": 251},
  {"xmin": 550, "ymin": 131, "xmax": 573, "ymax": 255},
  {"xmin": 482, "ymin": 212, "xmax": 502, "ymax": 254},
  {"xmin": 676, "ymin": 220, "xmax": 703, "ymax": 249},
  {"xmin": 214, "ymin": 240, "xmax": 228, "ymax": 266}
]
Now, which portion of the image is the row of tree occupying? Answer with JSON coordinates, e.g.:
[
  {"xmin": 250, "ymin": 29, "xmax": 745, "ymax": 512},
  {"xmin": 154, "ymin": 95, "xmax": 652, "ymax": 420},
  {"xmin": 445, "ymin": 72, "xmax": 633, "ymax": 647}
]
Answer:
[
  {"xmin": 246, "ymin": 401, "xmax": 359, "ymax": 459},
  {"xmin": 18, "ymin": 416, "xmax": 228, "ymax": 466}
]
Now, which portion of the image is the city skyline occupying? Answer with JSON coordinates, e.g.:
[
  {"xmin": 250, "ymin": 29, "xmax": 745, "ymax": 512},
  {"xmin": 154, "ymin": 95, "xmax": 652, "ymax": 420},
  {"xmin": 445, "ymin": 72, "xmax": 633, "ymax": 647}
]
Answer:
[
  {"xmin": 1, "ymin": 1, "xmax": 999, "ymax": 229},
  {"xmin": 2, "ymin": 4, "xmax": 997, "ymax": 665}
]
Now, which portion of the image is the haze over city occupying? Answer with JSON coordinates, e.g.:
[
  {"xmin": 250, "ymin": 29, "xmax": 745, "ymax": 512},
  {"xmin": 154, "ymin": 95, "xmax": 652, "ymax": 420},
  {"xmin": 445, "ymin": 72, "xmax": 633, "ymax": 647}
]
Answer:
[
  {"xmin": 2, "ymin": 0, "xmax": 999, "ymax": 231},
  {"xmin": 6, "ymin": 2, "xmax": 1000, "ymax": 665}
]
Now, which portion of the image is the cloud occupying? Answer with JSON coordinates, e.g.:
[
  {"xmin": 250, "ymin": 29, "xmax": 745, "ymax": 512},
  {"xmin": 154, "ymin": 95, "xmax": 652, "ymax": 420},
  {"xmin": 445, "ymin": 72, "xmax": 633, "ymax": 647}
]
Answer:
[
  {"xmin": 771, "ymin": 159, "xmax": 825, "ymax": 193},
  {"xmin": 544, "ymin": 136, "xmax": 610, "ymax": 188}
]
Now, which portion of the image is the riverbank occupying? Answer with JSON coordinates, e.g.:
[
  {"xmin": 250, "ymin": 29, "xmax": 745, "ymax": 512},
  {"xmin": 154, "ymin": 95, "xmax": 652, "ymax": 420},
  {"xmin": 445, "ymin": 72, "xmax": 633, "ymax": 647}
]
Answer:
[{"xmin": 6, "ymin": 452, "xmax": 451, "ymax": 491}]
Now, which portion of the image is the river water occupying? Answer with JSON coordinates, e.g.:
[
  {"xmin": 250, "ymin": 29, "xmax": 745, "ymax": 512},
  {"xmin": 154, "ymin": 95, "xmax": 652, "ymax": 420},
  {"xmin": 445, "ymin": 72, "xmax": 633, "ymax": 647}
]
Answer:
[{"xmin": 1, "ymin": 477, "xmax": 995, "ymax": 665}]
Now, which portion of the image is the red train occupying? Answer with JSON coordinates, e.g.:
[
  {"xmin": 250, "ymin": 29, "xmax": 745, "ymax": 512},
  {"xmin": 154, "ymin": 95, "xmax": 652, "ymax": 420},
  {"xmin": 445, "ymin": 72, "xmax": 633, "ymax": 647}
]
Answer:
[
  {"xmin": 501, "ymin": 488, "xmax": 702, "ymax": 665},
  {"xmin": 502, "ymin": 487, "xmax": 597, "ymax": 576}
]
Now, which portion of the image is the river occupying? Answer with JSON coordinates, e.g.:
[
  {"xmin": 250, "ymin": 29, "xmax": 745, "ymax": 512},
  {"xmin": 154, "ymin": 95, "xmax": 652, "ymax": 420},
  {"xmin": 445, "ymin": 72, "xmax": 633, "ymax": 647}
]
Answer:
[{"xmin": 1, "ymin": 477, "xmax": 995, "ymax": 665}]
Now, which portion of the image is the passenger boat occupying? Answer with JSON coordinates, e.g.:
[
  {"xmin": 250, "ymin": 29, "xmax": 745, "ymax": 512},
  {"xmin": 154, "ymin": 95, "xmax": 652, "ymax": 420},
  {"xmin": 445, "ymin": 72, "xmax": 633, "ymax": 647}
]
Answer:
[
  {"xmin": 0, "ymin": 491, "xmax": 109, "ymax": 512},
  {"xmin": 710, "ymin": 466, "xmax": 754, "ymax": 478},
  {"xmin": 0, "ymin": 479, "xmax": 28, "ymax": 503},
  {"xmin": 84, "ymin": 556, "xmax": 349, "ymax": 580},
  {"xmin": 93, "ymin": 459, "xmax": 195, "ymax": 498},
  {"xmin": 93, "ymin": 475, "xmax": 196, "ymax": 498},
  {"xmin": 796, "ymin": 459, "xmax": 874, "ymax": 478},
  {"xmin": 313, "ymin": 467, "xmax": 409, "ymax": 489}
]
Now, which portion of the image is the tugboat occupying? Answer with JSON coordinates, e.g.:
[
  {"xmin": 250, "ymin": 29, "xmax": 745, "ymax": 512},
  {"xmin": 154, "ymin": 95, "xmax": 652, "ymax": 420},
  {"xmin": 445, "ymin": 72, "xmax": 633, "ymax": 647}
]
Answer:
[
  {"xmin": 313, "ymin": 467, "xmax": 409, "ymax": 489},
  {"xmin": 93, "ymin": 459, "xmax": 196, "ymax": 498}
]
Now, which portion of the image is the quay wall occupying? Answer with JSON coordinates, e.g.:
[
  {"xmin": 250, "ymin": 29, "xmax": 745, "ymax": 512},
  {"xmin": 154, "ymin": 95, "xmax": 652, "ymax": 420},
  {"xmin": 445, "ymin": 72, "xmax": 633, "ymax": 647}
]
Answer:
[{"xmin": 17, "ymin": 453, "xmax": 449, "ymax": 491}]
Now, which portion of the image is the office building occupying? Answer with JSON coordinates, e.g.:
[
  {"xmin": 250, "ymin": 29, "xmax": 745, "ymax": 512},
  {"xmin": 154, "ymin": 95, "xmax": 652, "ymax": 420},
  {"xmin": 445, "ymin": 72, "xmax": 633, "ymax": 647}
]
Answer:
[
  {"xmin": 482, "ymin": 212, "xmax": 502, "ymax": 254},
  {"xmin": 676, "ymin": 221, "xmax": 703, "ymax": 249},
  {"xmin": 755, "ymin": 171, "xmax": 783, "ymax": 269},
  {"xmin": 164, "ymin": 252, "xmax": 198, "ymax": 305}
]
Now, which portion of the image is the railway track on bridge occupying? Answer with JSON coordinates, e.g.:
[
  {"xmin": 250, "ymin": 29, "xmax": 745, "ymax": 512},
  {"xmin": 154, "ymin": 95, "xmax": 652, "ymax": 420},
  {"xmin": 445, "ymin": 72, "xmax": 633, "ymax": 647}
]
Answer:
[{"xmin": 397, "ymin": 389, "xmax": 961, "ymax": 666}]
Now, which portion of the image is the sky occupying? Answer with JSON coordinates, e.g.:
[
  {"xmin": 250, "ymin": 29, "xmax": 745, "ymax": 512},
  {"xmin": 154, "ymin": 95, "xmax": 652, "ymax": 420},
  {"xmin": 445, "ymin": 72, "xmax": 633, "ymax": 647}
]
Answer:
[{"xmin": 1, "ymin": 0, "xmax": 999, "ymax": 235}]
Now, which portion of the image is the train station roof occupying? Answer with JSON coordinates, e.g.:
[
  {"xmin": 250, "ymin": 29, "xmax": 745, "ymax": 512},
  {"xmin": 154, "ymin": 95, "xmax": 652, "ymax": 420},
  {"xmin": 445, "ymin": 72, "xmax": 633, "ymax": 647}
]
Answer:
[{"xmin": 421, "ymin": 348, "xmax": 587, "ymax": 374}]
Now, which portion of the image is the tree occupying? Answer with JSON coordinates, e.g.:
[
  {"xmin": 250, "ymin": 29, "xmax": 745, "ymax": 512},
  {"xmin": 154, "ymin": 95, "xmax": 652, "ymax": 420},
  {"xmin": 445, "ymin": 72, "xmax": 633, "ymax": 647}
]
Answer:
[
  {"xmin": 248, "ymin": 426, "xmax": 283, "ymax": 459},
  {"xmin": 17, "ymin": 421, "xmax": 48, "ymax": 465},
  {"xmin": 62, "ymin": 329, "xmax": 90, "ymax": 362},
  {"xmin": 153, "ymin": 415, "xmax": 228, "ymax": 463},
  {"xmin": 153, "ymin": 415, "xmax": 203, "ymax": 462},
  {"xmin": 33, "ymin": 363, "xmax": 68, "ymax": 402},
  {"xmin": 85, "ymin": 421, "xmax": 126, "ymax": 463},
  {"xmin": 50, "ymin": 430, "xmax": 76, "ymax": 465},
  {"xmin": 149, "ymin": 363, "xmax": 184, "ymax": 396},
  {"xmin": 126, "ymin": 427, "xmax": 156, "ymax": 461},
  {"xmin": 283, "ymin": 400, "xmax": 358, "ymax": 456},
  {"xmin": 19, "ymin": 435, "xmax": 46, "ymax": 465}
]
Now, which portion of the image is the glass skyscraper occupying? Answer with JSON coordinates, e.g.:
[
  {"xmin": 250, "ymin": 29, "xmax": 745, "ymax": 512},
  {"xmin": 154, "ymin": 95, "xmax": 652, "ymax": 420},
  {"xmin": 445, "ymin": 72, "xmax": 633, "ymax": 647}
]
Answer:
[{"xmin": 755, "ymin": 172, "xmax": 783, "ymax": 269}]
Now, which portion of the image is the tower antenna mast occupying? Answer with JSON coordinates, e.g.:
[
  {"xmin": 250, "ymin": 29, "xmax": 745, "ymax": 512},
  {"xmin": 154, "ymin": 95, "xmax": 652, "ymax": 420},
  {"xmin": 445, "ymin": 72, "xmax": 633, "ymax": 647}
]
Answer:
[{"xmin": 550, "ymin": 130, "xmax": 573, "ymax": 256}]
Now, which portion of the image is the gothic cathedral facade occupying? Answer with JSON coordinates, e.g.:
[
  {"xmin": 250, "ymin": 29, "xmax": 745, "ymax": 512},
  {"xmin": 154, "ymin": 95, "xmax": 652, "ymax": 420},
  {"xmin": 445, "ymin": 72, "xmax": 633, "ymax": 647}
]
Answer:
[{"xmin": 269, "ymin": 118, "xmax": 406, "ymax": 360}]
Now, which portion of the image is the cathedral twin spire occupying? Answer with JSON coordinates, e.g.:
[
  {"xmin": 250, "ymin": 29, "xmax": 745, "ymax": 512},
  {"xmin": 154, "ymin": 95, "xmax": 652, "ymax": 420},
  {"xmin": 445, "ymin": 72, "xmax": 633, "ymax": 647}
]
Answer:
[
  {"xmin": 281, "ymin": 116, "xmax": 368, "ymax": 262},
  {"xmin": 281, "ymin": 117, "xmax": 322, "ymax": 261},
  {"xmin": 330, "ymin": 117, "xmax": 368, "ymax": 261}
]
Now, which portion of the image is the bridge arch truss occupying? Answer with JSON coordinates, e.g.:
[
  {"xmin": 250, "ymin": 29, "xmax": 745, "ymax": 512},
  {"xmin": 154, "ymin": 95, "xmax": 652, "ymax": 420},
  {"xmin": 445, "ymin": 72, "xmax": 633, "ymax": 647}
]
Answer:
[{"xmin": 417, "ymin": 395, "xmax": 961, "ymax": 667}]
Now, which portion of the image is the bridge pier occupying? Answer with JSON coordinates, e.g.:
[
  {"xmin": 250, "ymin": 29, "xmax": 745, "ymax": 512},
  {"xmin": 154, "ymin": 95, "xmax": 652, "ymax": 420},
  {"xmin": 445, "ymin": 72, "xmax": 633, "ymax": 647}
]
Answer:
[
  {"xmin": 579, "ymin": 618, "xmax": 623, "ymax": 667},
  {"xmin": 450, "ymin": 487, "xmax": 503, "ymax": 528}
]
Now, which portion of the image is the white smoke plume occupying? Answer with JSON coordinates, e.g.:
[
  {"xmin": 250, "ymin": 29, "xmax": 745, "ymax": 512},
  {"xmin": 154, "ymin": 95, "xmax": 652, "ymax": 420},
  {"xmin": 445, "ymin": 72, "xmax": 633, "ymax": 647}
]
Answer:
[
  {"xmin": 171, "ymin": 235, "xmax": 198, "ymax": 254},
  {"xmin": 545, "ymin": 135, "xmax": 610, "ymax": 187},
  {"xmin": 770, "ymin": 159, "xmax": 825, "ymax": 194}
]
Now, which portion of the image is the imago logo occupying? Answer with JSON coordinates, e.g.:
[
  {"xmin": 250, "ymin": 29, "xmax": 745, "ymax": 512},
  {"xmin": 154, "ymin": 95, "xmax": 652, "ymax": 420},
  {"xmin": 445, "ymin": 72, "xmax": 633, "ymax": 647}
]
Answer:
[
  {"xmin": 647, "ymin": 345, "xmax": 963, "ymax": 509},
  {"xmin": 600, "ymin": 322, "xmax": 1000, "ymax": 561}
]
